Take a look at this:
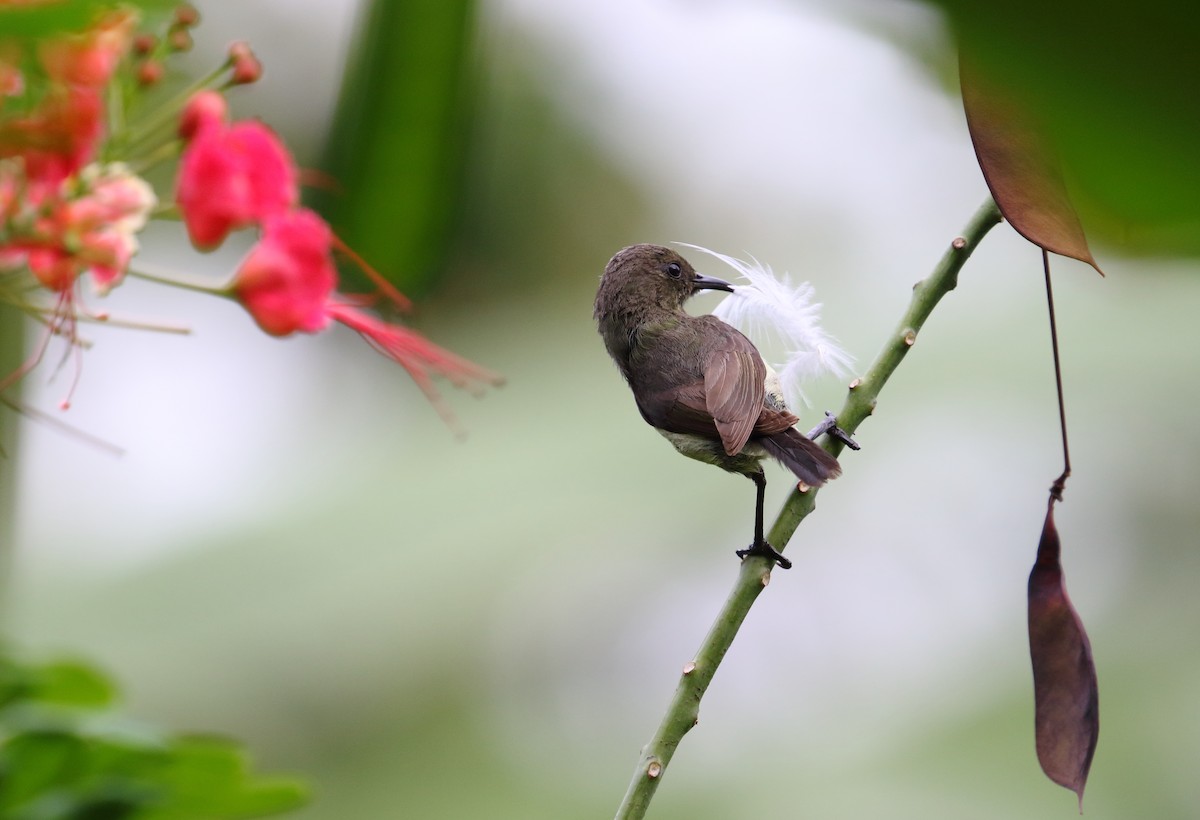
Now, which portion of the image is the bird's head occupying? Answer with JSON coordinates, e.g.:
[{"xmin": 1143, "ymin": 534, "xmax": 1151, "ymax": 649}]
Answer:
[{"xmin": 594, "ymin": 244, "xmax": 733, "ymax": 322}]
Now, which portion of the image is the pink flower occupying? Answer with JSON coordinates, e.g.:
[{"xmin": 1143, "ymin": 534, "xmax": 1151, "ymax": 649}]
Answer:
[
  {"xmin": 26, "ymin": 246, "xmax": 76, "ymax": 292},
  {"xmin": 176, "ymin": 110, "xmax": 298, "ymax": 250},
  {"xmin": 0, "ymin": 10, "xmax": 135, "ymax": 183},
  {"xmin": 5, "ymin": 162, "xmax": 155, "ymax": 293},
  {"xmin": 326, "ymin": 301, "xmax": 504, "ymax": 432},
  {"xmin": 230, "ymin": 206, "xmax": 503, "ymax": 428},
  {"xmin": 0, "ymin": 59, "xmax": 22, "ymax": 98},
  {"xmin": 177, "ymin": 89, "xmax": 227, "ymax": 141},
  {"xmin": 71, "ymin": 163, "xmax": 156, "ymax": 235},
  {"xmin": 38, "ymin": 9, "xmax": 136, "ymax": 89},
  {"xmin": 0, "ymin": 85, "xmax": 105, "ymax": 184},
  {"xmin": 233, "ymin": 208, "xmax": 336, "ymax": 336}
]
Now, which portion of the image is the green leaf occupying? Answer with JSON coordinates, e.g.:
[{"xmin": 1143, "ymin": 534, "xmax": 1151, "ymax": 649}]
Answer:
[
  {"xmin": 134, "ymin": 736, "xmax": 309, "ymax": 818},
  {"xmin": 0, "ymin": 1, "xmax": 114, "ymax": 38},
  {"xmin": 959, "ymin": 53, "xmax": 1102, "ymax": 274},
  {"xmin": 317, "ymin": 0, "xmax": 479, "ymax": 296},
  {"xmin": 0, "ymin": 649, "xmax": 305, "ymax": 819},
  {"xmin": 26, "ymin": 662, "xmax": 118, "ymax": 709},
  {"xmin": 0, "ymin": 0, "xmax": 171, "ymax": 38},
  {"xmin": 0, "ymin": 731, "xmax": 88, "ymax": 811},
  {"xmin": 0, "ymin": 656, "xmax": 115, "ymax": 712},
  {"xmin": 929, "ymin": 0, "xmax": 1200, "ymax": 256}
]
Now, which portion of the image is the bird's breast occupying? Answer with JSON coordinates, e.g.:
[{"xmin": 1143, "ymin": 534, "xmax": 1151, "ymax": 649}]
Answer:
[{"xmin": 657, "ymin": 429, "xmax": 768, "ymax": 475}]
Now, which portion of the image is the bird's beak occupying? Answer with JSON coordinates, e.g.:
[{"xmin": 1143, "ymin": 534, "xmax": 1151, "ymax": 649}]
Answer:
[{"xmin": 691, "ymin": 273, "xmax": 734, "ymax": 293}]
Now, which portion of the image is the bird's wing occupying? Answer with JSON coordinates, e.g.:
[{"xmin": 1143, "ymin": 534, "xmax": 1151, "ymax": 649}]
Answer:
[
  {"xmin": 642, "ymin": 382, "xmax": 714, "ymax": 435},
  {"xmin": 703, "ymin": 324, "xmax": 801, "ymax": 454},
  {"xmin": 703, "ymin": 348, "xmax": 763, "ymax": 456},
  {"xmin": 644, "ymin": 375, "xmax": 797, "ymax": 451},
  {"xmin": 637, "ymin": 320, "xmax": 798, "ymax": 452}
]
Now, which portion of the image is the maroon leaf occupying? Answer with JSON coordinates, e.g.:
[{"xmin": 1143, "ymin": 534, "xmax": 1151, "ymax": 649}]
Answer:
[
  {"xmin": 1027, "ymin": 503, "xmax": 1099, "ymax": 808},
  {"xmin": 960, "ymin": 54, "xmax": 1104, "ymax": 275}
]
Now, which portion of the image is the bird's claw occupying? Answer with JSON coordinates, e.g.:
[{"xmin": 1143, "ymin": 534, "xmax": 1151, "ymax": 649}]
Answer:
[
  {"xmin": 736, "ymin": 541, "xmax": 793, "ymax": 570},
  {"xmin": 807, "ymin": 411, "xmax": 860, "ymax": 451}
]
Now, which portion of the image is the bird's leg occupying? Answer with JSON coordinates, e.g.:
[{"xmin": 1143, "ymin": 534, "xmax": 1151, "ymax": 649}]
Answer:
[
  {"xmin": 806, "ymin": 411, "xmax": 860, "ymax": 451},
  {"xmin": 735, "ymin": 469, "xmax": 793, "ymax": 570}
]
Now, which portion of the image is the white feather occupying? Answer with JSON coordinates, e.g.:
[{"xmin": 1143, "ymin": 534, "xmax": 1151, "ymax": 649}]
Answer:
[{"xmin": 679, "ymin": 243, "xmax": 853, "ymax": 409}]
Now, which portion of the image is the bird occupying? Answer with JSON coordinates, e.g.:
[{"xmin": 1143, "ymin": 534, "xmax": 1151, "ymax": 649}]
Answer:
[{"xmin": 594, "ymin": 243, "xmax": 841, "ymax": 569}]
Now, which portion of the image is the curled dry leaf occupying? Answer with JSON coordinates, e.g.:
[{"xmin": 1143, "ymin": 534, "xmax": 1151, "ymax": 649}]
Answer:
[
  {"xmin": 960, "ymin": 52, "xmax": 1104, "ymax": 275},
  {"xmin": 1028, "ymin": 502, "xmax": 1099, "ymax": 808}
]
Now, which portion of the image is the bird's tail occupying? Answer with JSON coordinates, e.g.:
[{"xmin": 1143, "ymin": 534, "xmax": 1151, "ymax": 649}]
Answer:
[{"xmin": 760, "ymin": 428, "xmax": 841, "ymax": 487}]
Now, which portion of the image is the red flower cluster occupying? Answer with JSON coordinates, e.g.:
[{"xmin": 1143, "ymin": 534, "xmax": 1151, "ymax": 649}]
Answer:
[
  {"xmin": 0, "ymin": 8, "xmax": 158, "ymax": 304},
  {"xmin": 1, "ymin": 162, "xmax": 156, "ymax": 294},
  {"xmin": 0, "ymin": 9, "xmax": 135, "ymax": 186},
  {"xmin": 0, "ymin": 7, "xmax": 499, "ymax": 427},
  {"xmin": 235, "ymin": 210, "xmax": 336, "ymax": 336},
  {"xmin": 176, "ymin": 91, "xmax": 296, "ymax": 251},
  {"xmin": 174, "ymin": 91, "xmax": 502, "ymax": 426}
]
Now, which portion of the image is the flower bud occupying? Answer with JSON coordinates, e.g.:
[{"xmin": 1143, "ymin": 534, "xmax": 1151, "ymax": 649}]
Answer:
[
  {"xmin": 136, "ymin": 59, "xmax": 163, "ymax": 87},
  {"xmin": 173, "ymin": 4, "xmax": 200, "ymax": 27},
  {"xmin": 167, "ymin": 28, "xmax": 192, "ymax": 52},
  {"xmin": 178, "ymin": 90, "xmax": 227, "ymax": 141},
  {"xmin": 132, "ymin": 33, "xmax": 156, "ymax": 56},
  {"xmin": 228, "ymin": 41, "xmax": 262, "ymax": 85}
]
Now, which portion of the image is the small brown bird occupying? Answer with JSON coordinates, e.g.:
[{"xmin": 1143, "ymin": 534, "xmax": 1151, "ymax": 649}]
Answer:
[{"xmin": 594, "ymin": 244, "xmax": 841, "ymax": 569}]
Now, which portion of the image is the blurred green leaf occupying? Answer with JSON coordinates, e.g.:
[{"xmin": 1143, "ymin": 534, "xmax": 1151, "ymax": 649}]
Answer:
[
  {"xmin": 0, "ymin": 650, "xmax": 306, "ymax": 818},
  {"xmin": 26, "ymin": 662, "xmax": 117, "ymax": 709},
  {"xmin": 317, "ymin": 0, "xmax": 478, "ymax": 297},
  {"xmin": 0, "ymin": 655, "xmax": 115, "ymax": 712},
  {"xmin": 0, "ymin": 731, "xmax": 88, "ymax": 812},
  {"xmin": 0, "ymin": 0, "xmax": 172, "ymax": 38},
  {"xmin": 0, "ymin": 1, "xmax": 118, "ymax": 37},
  {"xmin": 959, "ymin": 55, "xmax": 1102, "ymax": 274},
  {"xmin": 927, "ymin": 0, "xmax": 1200, "ymax": 256},
  {"xmin": 135, "ymin": 736, "xmax": 309, "ymax": 819}
]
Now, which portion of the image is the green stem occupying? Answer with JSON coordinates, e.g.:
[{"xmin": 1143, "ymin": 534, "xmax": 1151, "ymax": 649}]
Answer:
[
  {"xmin": 0, "ymin": 299, "xmax": 24, "ymax": 619},
  {"xmin": 113, "ymin": 63, "xmax": 230, "ymax": 157},
  {"xmin": 126, "ymin": 139, "xmax": 182, "ymax": 177},
  {"xmin": 613, "ymin": 198, "xmax": 1003, "ymax": 820},
  {"xmin": 127, "ymin": 266, "xmax": 234, "ymax": 296}
]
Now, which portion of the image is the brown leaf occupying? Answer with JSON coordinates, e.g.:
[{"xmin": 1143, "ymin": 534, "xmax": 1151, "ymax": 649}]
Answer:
[
  {"xmin": 960, "ymin": 54, "xmax": 1104, "ymax": 275},
  {"xmin": 1027, "ymin": 503, "xmax": 1099, "ymax": 808}
]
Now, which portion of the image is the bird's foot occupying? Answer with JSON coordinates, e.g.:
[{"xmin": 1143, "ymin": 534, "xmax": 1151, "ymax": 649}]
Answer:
[
  {"xmin": 806, "ymin": 411, "xmax": 860, "ymax": 451},
  {"xmin": 736, "ymin": 540, "xmax": 793, "ymax": 570}
]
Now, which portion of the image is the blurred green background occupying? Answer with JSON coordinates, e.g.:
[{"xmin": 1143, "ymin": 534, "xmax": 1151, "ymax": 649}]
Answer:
[{"xmin": 6, "ymin": 0, "xmax": 1200, "ymax": 817}]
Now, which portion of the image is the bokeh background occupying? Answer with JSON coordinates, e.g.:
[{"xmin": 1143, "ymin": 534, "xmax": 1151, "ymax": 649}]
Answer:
[{"xmin": 6, "ymin": 0, "xmax": 1200, "ymax": 817}]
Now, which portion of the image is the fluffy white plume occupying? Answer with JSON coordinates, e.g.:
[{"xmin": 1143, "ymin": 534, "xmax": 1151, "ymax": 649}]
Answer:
[{"xmin": 681, "ymin": 243, "xmax": 853, "ymax": 408}]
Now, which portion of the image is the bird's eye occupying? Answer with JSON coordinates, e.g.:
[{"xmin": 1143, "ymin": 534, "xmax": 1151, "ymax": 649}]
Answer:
[{"xmin": 666, "ymin": 262, "xmax": 683, "ymax": 279}]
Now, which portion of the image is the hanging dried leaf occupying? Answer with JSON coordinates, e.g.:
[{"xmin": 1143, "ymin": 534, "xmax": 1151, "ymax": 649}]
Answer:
[
  {"xmin": 1027, "ymin": 503, "xmax": 1099, "ymax": 808},
  {"xmin": 960, "ymin": 54, "xmax": 1104, "ymax": 275}
]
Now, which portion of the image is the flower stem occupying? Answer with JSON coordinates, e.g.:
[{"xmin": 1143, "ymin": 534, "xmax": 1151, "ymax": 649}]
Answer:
[
  {"xmin": 613, "ymin": 197, "xmax": 1003, "ymax": 820},
  {"xmin": 127, "ymin": 266, "xmax": 234, "ymax": 296},
  {"xmin": 114, "ymin": 63, "xmax": 230, "ymax": 157},
  {"xmin": 0, "ymin": 301, "xmax": 21, "ymax": 617},
  {"xmin": 126, "ymin": 139, "xmax": 182, "ymax": 176}
]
